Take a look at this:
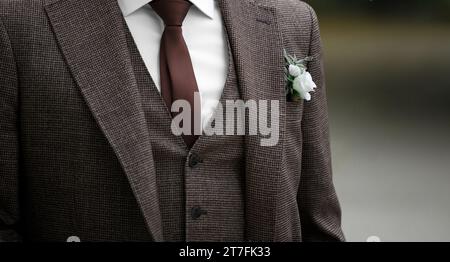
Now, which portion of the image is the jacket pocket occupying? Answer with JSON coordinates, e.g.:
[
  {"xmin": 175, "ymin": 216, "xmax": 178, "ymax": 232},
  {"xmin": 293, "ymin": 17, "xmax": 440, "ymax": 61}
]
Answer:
[{"xmin": 285, "ymin": 101, "xmax": 303, "ymax": 123}]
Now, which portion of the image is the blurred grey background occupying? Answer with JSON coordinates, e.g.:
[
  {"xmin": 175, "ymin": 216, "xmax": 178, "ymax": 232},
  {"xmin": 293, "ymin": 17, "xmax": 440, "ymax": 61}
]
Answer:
[{"xmin": 304, "ymin": 0, "xmax": 450, "ymax": 241}]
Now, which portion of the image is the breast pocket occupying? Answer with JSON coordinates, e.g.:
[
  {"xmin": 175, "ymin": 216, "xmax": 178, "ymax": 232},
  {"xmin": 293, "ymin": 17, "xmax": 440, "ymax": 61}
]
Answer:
[{"xmin": 285, "ymin": 101, "xmax": 303, "ymax": 123}]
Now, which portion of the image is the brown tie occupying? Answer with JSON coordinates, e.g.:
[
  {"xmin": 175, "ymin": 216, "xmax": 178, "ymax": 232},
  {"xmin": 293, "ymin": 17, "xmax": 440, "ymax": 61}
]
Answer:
[{"xmin": 151, "ymin": 0, "xmax": 200, "ymax": 148}]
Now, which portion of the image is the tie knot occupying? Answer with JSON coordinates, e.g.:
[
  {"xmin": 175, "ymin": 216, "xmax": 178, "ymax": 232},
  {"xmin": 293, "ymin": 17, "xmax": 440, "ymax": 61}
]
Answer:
[{"xmin": 150, "ymin": 0, "xmax": 192, "ymax": 27}]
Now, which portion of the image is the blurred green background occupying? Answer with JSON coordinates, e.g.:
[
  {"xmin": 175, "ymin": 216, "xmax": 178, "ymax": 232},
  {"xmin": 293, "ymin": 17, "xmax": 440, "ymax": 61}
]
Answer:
[{"xmin": 304, "ymin": 0, "xmax": 450, "ymax": 241}]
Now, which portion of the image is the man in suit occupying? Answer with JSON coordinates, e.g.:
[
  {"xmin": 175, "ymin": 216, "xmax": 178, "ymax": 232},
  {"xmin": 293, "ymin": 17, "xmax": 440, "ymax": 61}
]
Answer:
[{"xmin": 0, "ymin": 0, "xmax": 344, "ymax": 242}]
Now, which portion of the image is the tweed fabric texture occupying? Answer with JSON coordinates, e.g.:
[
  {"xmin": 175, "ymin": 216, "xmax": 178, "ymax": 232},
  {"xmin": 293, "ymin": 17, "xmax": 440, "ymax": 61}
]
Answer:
[
  {"xmin": 126, "ymin": 24, "xmax": 245, "ymax": 242},
  {"xmin": 0, "ymin": 0, "xmax": 344, "ymax": 242}
]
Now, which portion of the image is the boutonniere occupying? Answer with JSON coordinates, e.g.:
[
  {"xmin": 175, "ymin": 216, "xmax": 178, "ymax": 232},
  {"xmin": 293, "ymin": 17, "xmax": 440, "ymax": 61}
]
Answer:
[{"xmin": 284, "ymin": 49, "xmax": 317, "ymax": 102}]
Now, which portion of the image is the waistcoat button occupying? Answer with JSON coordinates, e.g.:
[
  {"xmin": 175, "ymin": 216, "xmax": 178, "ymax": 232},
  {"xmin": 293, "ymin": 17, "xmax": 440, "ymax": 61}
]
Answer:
[
  {"xmin": 191, "ymin": 206, "xmax": 207, "ymax": 220},
  {"xmin": 188, "ymin": 153, "xmax": 203, "ymax": 168}
]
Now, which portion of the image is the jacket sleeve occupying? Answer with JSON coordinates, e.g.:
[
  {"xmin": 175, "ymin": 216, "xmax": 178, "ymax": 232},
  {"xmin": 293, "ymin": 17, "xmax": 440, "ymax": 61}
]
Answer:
[
  {"xmin": 0, "ymin": 17, "xmax": 22, "ymax": 242},
  {"xmin": 297, "ymin": 4, "xmax": 345, "ymax": 242}
]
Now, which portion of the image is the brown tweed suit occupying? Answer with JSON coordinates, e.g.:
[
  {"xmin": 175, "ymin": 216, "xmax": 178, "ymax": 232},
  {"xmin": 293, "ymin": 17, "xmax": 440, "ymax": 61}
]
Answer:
[
  {"xmin": 0, "ymin": 0, "xmax": 344, "ymax": 242},
  {"xmin": 128, "ymin": 22, "xmax": 247, "ymax": 242}
]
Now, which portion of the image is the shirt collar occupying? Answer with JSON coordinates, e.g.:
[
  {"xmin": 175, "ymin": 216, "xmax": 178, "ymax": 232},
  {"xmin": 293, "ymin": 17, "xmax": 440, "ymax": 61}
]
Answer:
[{"xmin": 118, "ymin": 0, "xmax": 215, "ymax": 19}]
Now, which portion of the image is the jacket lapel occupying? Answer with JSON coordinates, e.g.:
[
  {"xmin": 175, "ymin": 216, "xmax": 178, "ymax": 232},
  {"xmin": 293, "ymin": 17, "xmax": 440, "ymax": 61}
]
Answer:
[
  {"xmin": 44, "ymin": 0, "xmax": 163, "ymax": 241},
  {"xmin": 219, "ymin": 0, "xmax": 286, "ymax": 241}
]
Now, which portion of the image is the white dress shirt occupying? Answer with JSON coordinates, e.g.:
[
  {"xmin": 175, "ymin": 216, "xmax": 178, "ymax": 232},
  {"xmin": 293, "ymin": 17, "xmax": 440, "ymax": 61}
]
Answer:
[{"xmin": 118, "ymin": 0, "xmax": 229, "ymax": 128}]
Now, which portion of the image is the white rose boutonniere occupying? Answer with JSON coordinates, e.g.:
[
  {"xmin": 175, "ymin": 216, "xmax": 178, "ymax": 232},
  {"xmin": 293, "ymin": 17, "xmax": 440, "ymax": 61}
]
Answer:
[{"xmin": 284, "ymin": 49, "xmax": 316, "ymax": 102}]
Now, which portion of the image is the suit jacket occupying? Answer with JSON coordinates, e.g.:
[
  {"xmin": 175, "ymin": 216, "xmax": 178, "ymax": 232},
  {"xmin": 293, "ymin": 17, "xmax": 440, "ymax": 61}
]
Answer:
[{"xmin": 0, "ymin": 0, "xmax": 344, "ymax": 242}]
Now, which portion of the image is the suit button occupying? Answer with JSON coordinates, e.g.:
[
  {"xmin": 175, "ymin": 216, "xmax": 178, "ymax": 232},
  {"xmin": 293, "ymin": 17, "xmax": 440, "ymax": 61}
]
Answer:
[
  {"xmin": 191, "ymin": 206, "xmax": 207, "ymax": 220},
  {"xmin": 188, "ymin": 153, "xmax": 202, "ymax": 168}
]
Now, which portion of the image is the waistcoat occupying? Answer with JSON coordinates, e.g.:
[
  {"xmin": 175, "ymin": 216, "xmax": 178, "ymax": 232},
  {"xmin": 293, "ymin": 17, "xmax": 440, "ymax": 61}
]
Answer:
[{"xmin": 126, "ymin": 27, "xmax": 246, "ymax": 242}]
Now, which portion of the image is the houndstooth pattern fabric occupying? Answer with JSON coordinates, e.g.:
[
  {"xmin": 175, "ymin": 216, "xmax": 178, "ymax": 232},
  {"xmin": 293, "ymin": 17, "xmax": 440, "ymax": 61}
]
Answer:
[
  {"xmin": 126, "ymin": 23, "xmax": 246, "ymax": 242},
  {"xmin": 0, "ymin": 0, "xmax": 344, "ymax": 242}
]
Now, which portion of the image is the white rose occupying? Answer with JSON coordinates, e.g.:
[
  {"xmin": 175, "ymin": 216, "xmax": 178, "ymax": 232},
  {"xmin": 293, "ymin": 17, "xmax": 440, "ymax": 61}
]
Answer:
[
  {"xmin": 301, "ymin": 71, "xmax": 317, "ymax": 92},
  {"xmin": 288, "ymin": 64, "xmax": 302, "ymax": 78},
  {"xmin": 292, "ymin": 71, "xmax": 317, "ymax": 101}
]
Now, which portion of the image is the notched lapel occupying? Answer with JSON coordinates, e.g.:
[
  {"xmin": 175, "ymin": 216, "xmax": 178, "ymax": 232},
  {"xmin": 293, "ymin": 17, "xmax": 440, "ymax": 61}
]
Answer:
[
  {"xmin": 219, "ymin": 0, "xmax": 286, "ymax": 241},
  {"xmin": 44, "ymin": 0, "xmax": 163, "ymax": 241}
]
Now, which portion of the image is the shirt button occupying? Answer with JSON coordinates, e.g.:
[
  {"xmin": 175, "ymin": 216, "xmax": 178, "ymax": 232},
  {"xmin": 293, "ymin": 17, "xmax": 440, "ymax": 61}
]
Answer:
[
  {"xmin": 188, "ymin": 153, "xmax": 203, "ymax": 168},
  {"xmin": 191, "ymin": 206, "xmax": 207, "ymax": 220}
]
